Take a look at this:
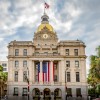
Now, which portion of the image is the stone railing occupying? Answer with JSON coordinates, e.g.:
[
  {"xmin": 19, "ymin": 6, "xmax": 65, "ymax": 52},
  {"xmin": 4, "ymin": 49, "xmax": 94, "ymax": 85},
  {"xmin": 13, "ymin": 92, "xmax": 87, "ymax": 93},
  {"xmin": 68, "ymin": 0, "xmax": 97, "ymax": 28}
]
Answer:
[
  {"xmin": 33, "ymin": 82, "xmax": 62, "ymax": 85},
  {"xmin": 33, "ymin": 53, "xmax": 60, "ymax": 56}
]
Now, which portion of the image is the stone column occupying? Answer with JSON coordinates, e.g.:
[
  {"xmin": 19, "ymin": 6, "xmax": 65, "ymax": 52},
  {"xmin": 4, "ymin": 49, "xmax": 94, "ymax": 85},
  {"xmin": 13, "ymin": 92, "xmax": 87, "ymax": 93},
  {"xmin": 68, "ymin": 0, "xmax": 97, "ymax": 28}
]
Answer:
[
  {"xmin": 32, "ymin": 61, "xmax": 35, "ymax": 83},
  {"xmin": 39, "ymin": 60, "xmax": 43, "ymax": 84},
  {"xmin": 19, "ymin": 60, "xmax": 23, "ymax": 82},
  {"xmin": 50, "ymin": 60, "xmax": 54, "ymax": 84},
  {"xmin": 61, "ymin": 60, "xmax": 65, "ymax": 85},
  {"xmin": 58, "ymin": 61, "xmax": 61, "ymax": 83},
  {"xmin": 29, "ymin": 60, "xmax": 32, "ymax": 84}
]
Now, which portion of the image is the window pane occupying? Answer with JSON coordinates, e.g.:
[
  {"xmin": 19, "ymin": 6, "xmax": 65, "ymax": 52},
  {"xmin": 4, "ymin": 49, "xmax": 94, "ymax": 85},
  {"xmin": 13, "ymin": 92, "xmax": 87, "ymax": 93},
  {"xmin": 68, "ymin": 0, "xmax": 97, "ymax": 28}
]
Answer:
[
  {"xmin": 76, "ymin": 72, "xmax": 80, "ymax": 82},
  {"xmin": 75, "ymin": 61, "xmax": 79, "ymax": 67},
  {"xmin": 76, "ymin": 88, "xmax": 81, "ymax": 96},
  {"xmin": 2, "ymin": 63, "xmax": 7, "ymax": 67},
  {"xmin": 67, "ymin": 72, "xmax": 70, "ymax": 82},
  {"xmin": 74, "ymin": 49, "xmax": 78, "ymax": 56},
  {"xmin": 66, "ymin": 61, "xmax": 70, "ymax": 67},
  {"xmin": 23, "ymin": 49, "xmax": 27, "ymax": 56},
  {"xmin": 67, "ymin": 88, "xmax": 72, "ymax": 96},
  {"xmin": 15, "ymin": 61, "xmax": 19, "ymax": 67},
  {"xmin": 15, "ymin": 71, "xmax": 18, "ymax": 82},
  {"xmin": 3, "ymin": 68, "xmax": 7, "ymax": 71},
  {"xmin": 23, "ymin": 60, "xmax": 27, "ymax": 67},
  {"xmin": 14, "ymin": 87, "xmax": 18, "ymax": 95},
  {"xmin": 23, "ymin": 71, "xmax": 27, "ymax": 82},
  {"xmin": 54, "ymin": 75, "xmax": 57, "ymax": 82},
  {"xmin": 23, "ymin": 88, "xmax": 27, "ymax": 95},
  {"xmin": 15, "ymin": 49, "xmax": 19, "ymax": 56},
  {"xmin": 66, "ymin": 49, "xmax": 69, "ymax": 56}
]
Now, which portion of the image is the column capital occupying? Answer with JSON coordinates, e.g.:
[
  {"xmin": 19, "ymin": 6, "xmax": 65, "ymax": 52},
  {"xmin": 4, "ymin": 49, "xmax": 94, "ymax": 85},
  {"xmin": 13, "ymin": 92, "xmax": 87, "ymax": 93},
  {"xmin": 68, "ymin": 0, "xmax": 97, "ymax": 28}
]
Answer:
[
  {"xmin": 39, "ymin": 60, "xmax": 43, "ymax": 62},
  {"xmin": 50, "ymin": 60, "xmax": 54, "ymax": 62}
]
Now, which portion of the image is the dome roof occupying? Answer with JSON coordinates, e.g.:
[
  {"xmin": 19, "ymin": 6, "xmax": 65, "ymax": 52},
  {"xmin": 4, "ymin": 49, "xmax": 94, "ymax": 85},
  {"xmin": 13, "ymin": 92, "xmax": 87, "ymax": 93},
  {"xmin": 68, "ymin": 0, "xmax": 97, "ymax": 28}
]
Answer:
[
  {"xmin": 37, "ymin": 23, "xmax": 54, "ymax": 32},
  {"xmin": 36, "ymin": 13, "xmax": 54, "ymax": 32}
]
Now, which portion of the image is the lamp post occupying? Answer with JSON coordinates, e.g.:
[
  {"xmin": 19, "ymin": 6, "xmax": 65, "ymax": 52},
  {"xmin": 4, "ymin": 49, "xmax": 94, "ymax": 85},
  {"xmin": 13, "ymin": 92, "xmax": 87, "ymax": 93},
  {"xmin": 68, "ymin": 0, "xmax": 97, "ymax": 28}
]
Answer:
[
  {"xmin": 65, "ymin": 68, "xmax": 69, "ymax": 100},
  {"xmin": 27, "ymin": 67, "xmax": 29, "ymax": 100}
]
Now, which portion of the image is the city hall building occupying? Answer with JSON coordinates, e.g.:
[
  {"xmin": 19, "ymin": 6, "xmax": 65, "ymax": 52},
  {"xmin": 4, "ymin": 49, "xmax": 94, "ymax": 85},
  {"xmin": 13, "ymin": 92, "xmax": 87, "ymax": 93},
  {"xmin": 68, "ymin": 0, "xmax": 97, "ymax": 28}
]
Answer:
[{"xmin": 7, "ymin": 13, "xmax": 87, "ymax": 100}]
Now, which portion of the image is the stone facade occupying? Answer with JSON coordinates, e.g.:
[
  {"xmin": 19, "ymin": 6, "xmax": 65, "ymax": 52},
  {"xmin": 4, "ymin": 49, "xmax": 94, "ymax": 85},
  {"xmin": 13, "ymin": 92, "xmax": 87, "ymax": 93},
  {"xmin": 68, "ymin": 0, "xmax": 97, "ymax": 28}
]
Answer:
[{"xmin": 7, "ymin": 14, "xmax": 87, "ymax": 100}]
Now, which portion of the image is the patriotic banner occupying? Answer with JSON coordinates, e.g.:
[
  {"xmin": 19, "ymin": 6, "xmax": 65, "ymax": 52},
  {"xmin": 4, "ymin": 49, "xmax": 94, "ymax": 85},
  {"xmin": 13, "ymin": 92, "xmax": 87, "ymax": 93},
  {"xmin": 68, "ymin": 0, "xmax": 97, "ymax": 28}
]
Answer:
[
  {"xmin": 42, "ymin": 62, "xmax": 50, "ymax": 82},
  {"xmin": 37, "ymin": 61, "xmax": 55, "ymax": 83}
]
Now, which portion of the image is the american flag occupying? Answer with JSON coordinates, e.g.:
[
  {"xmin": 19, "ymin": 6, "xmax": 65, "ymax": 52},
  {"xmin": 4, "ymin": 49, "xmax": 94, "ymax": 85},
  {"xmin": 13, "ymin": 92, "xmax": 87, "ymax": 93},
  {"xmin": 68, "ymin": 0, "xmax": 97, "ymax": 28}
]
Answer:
[
  {"xmin": 37, "ymin": 61, "xmax": 55, "ymax": 82},
  {"xmin": 43, "ymin": 62, "xmax": 50, "ymax": 82},
  {"xmin": 45, "ymin": 2, "xmax": 49, "ymax": 9}
]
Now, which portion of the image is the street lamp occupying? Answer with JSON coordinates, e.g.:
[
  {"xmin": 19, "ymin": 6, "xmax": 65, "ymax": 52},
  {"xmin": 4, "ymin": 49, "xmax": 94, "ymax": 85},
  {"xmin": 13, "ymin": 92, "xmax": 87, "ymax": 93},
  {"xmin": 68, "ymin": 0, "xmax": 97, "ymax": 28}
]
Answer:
[
  {"xmin": 26, "ymin": 67, "xmax": 29, "ymax": 100},
  {"xmin": 65, "ymin": 68, "xmax": 69, "ymax": 100}
]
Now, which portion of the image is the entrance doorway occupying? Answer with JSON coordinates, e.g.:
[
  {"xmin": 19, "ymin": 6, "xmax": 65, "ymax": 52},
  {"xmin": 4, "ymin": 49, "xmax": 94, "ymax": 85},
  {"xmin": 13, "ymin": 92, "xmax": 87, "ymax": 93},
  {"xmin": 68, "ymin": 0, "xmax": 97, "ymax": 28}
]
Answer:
[
  {"xmin": 43, "ymin": 88, "xmax": 51, "ymax": 100},
  {"xmin": 32, "ymin": 88, "xmax": 40, "ymax": 100},
  {"xmin": 54, "ymin": 88, "xmax": 62, "ymax": 100}
]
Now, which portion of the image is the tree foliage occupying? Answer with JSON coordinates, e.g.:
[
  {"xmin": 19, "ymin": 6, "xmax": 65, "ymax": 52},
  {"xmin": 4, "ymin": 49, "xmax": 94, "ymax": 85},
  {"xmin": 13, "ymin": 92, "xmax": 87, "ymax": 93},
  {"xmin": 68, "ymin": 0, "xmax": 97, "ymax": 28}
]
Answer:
[
  {"xmin": 0, "ymin": 65, "xmax": 8, "ymax": 82},
  {"xmin": 88, "ymin": 46, "xmax": 100, "ymax": 88},
  {"xmin": 0, "ymin": 65, "xmax": 3, "ymax": 71}
]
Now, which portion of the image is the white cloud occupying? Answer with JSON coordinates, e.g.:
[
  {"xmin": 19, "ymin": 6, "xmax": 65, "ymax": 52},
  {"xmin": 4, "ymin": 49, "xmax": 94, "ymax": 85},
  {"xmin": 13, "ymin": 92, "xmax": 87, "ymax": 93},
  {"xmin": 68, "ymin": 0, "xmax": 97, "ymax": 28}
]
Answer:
[{"xmin": 0, "ymin": 0, "xmax": 100, "ymax": 76}]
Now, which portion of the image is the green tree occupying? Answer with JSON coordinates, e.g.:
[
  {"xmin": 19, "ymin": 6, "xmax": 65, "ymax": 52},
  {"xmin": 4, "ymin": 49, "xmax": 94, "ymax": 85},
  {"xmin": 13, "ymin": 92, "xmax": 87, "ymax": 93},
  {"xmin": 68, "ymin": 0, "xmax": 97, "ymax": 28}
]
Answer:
[
  {"xmin": 88, "ymin": 46, "xmax": 100, "ymax": 96},
  {"xmin": 0, "ymin": 65, "xmax": 3, "ymax": 71},
  {"xmin": 0, "ymin": 65, "xmax": 8, "ymax": 82}
]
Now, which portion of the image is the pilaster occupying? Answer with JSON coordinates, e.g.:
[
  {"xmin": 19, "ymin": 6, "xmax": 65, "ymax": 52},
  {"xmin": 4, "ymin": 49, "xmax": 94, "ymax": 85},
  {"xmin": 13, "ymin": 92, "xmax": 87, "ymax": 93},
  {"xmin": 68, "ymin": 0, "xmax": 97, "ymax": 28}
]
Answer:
[
  {"xmin": 40, "ymin": 60, "xmax": 43, "ymax": 84},
  {"xmin": 50, "ymin": 60, "xmax": 54, "ymax": 84}
]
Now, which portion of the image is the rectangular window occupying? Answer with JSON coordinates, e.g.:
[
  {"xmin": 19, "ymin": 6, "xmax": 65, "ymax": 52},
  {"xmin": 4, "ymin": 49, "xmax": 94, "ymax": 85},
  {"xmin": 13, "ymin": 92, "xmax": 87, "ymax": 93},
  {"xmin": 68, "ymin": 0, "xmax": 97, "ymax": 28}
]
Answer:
[
  {"xmin": 23, "ymin": 71, "xmax": 27, "ymax": 82},
  {"xmin": 15, "ymin": 61, "xmax": 19, "ymax": 67},
  {"xmin": 75, "ymin": 61, "xmax": 79, "ymax": 67},
  {"xmin": 67, "ymin": 88, "xmax": 72, "ymax": 96},
  {"xmin": 14, "ymin": 71, "xmax": 18, "ymax": 82},
  {"xmin": 35, "ymin": 63, "xmax": 39, "ymax": 82},
  {"xmin": 76, "ymin": 72, "xmax": 80, "ymax": 82},
  {"xmin": 76, "ymin": 88, "xmax": 81, "ymax": 96},
  {"xmin": 23, "ymin": 60, "xmax": 27, "ymax": 67},
  {"xmin": 2, "ymin": 63, "xmax": 7, "ymax": 67},
  {"xmin": 44, "ymin": 52, "xmax": 48, "ymax": 55},
  {"xmin": 23, "ymin": 88, "xmax": 27, "ymax": 96},
  {"xmin": 66, "ymin": 49, "xmax": 69, "ymax": 56},
  {"xmin": 74, "ymin": 49, "xmax": 78, "ymax": 56},
  {"xmin": 14, "ymin": 87, "xmax": 18, "ymax": 95},
  {"xmin": 15, "ymin": 49, "xmax": 19, "ymax": 56},
  {"xmin": 66, "ymin": 61, "xmax": 70, "ymax": 67},
  {"xmin": 3, "ymin": 68, "xmax": 7, "ymax": 71},
  {"xmin": 54, "ymin": 75, "xmax": 57, "ymax": 82},
  {"xmin": 54, "ymin": 63, "xmax": 57, "ymax": 69},
  {"xmin": 23, "ymin": 49, "xmax": 27, "ymax": 56},
  {"xmin": 35, "ymin": 75, "xmax": 38, "ymax": 82},
  {"xmin": 67, "ymin": 72, "xmax": 70, "ymax": 82}
]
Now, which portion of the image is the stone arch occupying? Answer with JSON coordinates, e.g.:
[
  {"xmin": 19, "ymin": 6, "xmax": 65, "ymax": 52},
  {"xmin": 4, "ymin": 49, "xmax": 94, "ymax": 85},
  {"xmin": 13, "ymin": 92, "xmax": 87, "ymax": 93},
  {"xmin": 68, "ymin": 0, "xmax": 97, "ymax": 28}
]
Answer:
[
  {"xmin": 43, "ymin": 88, "xmax": 51, "ymax": 100},
  {"xmin": 54, "ymin": 88, "xmax": 62, "ymax": 100},
  {"xmin": 32, "ymin": 88, "xmax": 40, "ymax": 100}
]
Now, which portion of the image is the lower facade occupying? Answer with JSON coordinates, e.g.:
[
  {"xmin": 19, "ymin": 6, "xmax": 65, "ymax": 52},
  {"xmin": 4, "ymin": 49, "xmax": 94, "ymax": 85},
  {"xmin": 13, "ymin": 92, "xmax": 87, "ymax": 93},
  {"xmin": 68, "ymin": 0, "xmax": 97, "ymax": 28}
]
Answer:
[{"xmin": 7, "ymin": 84, "xmax": 88, "ymax": 100}]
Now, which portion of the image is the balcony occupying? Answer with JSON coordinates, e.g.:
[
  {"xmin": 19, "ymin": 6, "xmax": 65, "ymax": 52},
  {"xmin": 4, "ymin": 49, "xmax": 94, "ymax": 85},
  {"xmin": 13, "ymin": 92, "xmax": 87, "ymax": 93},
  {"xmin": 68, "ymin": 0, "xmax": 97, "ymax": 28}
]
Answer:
[
  {"xmin": 33, "ymin": 82, "xmax": 62, "ymax": 85},
  {"xmin": 33, "ymin": 53, "xmax": 61, "ymax": 57}
]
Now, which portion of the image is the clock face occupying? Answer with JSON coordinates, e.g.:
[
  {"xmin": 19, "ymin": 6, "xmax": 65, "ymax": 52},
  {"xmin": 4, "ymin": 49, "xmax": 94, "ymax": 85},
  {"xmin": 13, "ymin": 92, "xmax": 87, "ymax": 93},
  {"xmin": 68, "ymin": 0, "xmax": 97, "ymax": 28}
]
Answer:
[{"xmin": 43, "ymin": 34, "xmax": 48, "ymax": 39}]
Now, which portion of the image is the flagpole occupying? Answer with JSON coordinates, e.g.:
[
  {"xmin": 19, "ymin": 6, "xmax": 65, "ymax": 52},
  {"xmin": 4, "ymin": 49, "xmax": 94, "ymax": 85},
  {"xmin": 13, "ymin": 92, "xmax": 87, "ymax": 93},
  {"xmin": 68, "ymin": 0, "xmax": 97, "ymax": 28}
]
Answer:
[{"xmin": 43, "ymin": 0, "xmax": 45, "ymax": 14}]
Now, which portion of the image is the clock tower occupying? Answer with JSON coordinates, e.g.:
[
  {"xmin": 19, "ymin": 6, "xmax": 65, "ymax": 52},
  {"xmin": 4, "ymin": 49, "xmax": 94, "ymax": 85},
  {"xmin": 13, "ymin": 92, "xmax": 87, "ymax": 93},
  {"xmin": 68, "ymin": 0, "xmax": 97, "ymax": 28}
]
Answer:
[{"xmin": 33, "ymin": 13, "xmax": 58, "ymax": 45}]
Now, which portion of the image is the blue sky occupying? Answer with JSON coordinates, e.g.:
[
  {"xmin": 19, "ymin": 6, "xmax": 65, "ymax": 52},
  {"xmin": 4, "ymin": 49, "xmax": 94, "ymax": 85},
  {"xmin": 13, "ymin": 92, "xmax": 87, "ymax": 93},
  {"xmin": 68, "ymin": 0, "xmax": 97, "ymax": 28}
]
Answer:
[{"xmin": 0, "ymin": 0, "xmax": 100, "ymax": 74}]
